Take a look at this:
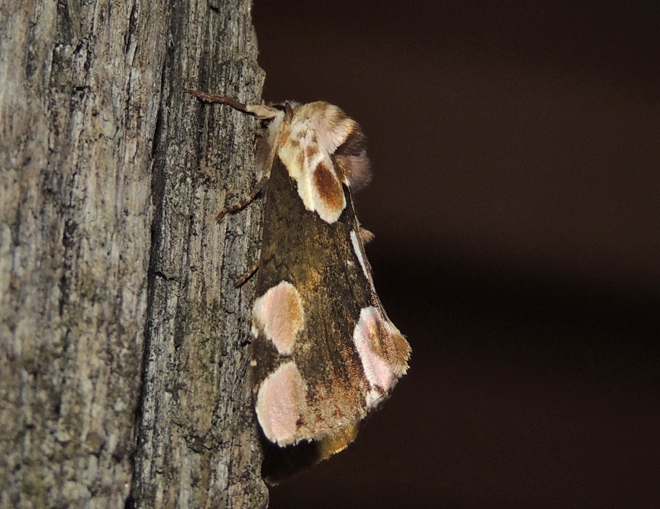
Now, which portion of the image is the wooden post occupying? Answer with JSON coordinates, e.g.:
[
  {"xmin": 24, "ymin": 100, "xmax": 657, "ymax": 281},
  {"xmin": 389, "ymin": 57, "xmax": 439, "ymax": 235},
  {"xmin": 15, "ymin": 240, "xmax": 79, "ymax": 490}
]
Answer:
[{"xmin": 0, "ymin": 0, "xmax": 267, "ymax": 506}]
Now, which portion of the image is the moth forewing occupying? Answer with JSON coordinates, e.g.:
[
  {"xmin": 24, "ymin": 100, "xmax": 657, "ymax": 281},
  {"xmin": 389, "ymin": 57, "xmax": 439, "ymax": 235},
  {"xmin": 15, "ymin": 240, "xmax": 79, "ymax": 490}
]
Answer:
[{"xmin": 187, "ymin": 90, "xmax": 410, "ymax": 471}]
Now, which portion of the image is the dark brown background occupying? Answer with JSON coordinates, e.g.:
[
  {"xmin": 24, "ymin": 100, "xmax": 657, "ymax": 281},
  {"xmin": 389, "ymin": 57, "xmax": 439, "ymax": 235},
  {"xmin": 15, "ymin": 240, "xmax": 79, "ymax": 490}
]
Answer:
[{"xmin": 251, "ymin": 1, "xmax": 659, "ymax": 507}]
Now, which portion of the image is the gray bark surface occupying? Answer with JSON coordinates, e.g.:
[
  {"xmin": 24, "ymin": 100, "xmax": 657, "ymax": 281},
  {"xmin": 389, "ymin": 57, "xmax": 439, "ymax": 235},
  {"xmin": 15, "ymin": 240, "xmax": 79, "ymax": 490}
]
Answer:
[{"xmin": 0, "ymin": 0, "xmax": 267, "ymax": 507}]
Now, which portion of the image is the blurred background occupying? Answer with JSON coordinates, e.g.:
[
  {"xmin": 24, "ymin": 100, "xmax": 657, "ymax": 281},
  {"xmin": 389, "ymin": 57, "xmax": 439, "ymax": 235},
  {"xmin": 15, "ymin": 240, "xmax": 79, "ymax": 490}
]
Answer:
[{"xmin": 251, "ymin": 1, "xmax": 659, "ymax": 507}]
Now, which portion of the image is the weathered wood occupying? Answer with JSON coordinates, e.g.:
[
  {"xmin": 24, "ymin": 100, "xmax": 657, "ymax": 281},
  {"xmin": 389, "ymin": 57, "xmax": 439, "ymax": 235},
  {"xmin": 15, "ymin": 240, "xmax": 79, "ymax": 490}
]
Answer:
[{"xmin": 0, "ymin": 0, "xmax": 267, "ymax": 507}]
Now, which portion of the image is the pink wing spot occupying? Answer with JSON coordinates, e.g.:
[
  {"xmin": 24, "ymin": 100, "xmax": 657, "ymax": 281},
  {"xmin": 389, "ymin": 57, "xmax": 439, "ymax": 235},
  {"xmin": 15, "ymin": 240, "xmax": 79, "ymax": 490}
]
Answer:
[
  {"xmin": 253, "ymin": 281, "xmax": 304, "ymax": 355},
  {"xmin": 353, "ymin": 307, "xmax": 397, "ymax": 394},
  {"xmin": 255, "ymin": 361, "xmax": 307, "ymax": 446}
]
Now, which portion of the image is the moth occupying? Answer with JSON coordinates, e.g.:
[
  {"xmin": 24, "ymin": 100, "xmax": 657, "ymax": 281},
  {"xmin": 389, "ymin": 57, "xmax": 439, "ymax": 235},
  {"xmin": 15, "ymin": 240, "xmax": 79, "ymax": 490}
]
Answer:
[{"xmin": 188, "ymin": 90, "xmax": 411, "ymax": 471}]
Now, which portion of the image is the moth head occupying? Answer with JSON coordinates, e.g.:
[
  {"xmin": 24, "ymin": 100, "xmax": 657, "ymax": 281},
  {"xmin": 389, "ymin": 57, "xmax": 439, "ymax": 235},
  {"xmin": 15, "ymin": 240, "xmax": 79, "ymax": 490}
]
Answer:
[
  {"xmin": 256, "ymin": 101, "xmax": 295, "ymax": 136},
  {"xmin": 252, "ymin": 102, "xmax": 294, "ymax": 170}
]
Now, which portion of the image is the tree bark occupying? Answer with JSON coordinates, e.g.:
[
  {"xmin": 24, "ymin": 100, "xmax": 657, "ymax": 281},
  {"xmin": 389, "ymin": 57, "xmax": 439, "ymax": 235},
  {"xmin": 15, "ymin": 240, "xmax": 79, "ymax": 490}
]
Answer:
[{"xmin": 0, "ymin": 0, "xmax": 268, "ymax": 507}]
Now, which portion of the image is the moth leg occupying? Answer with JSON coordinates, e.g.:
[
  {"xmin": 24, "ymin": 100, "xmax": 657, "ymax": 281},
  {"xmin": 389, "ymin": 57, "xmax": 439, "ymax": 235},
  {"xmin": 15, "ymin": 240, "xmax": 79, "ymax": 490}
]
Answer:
[
  {"xmin": 186, "ymin": 89, "xmax": 279, "ymax": 222},
  {"xmin": 234, "ymin": 258, "xmax": 260, "ymax": 288},
  {"xmin": 216, "ymin": 177, "xmax": 267, "ymax": 222}
]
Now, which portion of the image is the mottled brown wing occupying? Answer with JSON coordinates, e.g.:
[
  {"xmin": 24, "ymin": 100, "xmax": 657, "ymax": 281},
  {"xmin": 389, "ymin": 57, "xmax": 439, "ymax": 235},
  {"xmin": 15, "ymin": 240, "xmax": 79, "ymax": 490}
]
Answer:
[{"xmin": 250, "ymin": 154, "xmax": 410, "ymax": 449}]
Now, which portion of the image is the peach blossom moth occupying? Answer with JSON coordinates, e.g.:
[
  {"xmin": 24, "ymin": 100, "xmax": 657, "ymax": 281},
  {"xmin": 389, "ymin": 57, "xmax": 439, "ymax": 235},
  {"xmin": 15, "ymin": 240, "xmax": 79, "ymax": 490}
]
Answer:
[{"xmin": 187, "ymin": 90, "xmax": 411, "ymax": 478}]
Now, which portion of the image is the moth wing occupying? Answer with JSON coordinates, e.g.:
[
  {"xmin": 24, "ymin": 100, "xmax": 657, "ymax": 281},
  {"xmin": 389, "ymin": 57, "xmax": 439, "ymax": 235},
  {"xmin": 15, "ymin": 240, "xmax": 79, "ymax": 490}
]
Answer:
[{"xmin": 251, "ymin": 147, "xmax": 410, "ymax": 449}]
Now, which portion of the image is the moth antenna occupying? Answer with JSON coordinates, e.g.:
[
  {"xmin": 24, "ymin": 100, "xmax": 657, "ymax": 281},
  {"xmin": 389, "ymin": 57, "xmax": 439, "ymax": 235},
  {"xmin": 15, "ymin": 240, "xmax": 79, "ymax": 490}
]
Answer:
[
  {"xmin": 185, "ymin": 89, "xmax": 248, "ymax": 110},
  {"xmin": 186, "ymin": 89, "xmax": 279, "ymax": 119}
]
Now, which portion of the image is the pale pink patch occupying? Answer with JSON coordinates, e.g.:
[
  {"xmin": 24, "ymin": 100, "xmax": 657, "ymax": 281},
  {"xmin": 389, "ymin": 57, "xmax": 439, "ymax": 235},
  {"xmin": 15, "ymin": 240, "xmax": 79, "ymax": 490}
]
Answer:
[
  {"xmin": 253, "ymin": 281, "xmax": 304, "ymax": 355},
  {"xmin": 353, "ymin": 307, "xmax": 397, "ymax": 394},
  {"xmin": 255, "ymin": 361, "xmax": 307, "ymax": 446}
]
